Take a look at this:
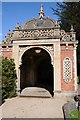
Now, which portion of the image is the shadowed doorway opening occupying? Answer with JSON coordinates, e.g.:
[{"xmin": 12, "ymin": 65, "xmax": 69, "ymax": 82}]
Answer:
[{"xmin": 20, "ymin": 47, "xmax": 54, "ymax": 96}]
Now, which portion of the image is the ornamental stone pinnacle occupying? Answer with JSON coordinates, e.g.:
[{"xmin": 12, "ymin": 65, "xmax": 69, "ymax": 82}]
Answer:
[
  {"xmin": 70, "ymin": 25, "xmax": 74, "ymax": 32},
  {"xmin": 15, "ymin": 22, "xmax": 19, "ymax": 29},
  {"xmin": 7, "ymin": 29, "xmax": 11, "ymax": 35},
  {"xmin": 39, "ymin": 4, "xmax": 45, "ymax": 19}
]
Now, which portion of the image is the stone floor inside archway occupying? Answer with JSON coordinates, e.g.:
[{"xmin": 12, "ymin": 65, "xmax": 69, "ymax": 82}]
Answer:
[{"xmin": 20, "ymin": 87, "xmax": 52, "ymax": 97}]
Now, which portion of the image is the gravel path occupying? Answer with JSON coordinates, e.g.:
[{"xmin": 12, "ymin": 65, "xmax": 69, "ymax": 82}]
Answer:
[{"xmin": 0, "ymin": 96, "xmax": 71, "ymax": 119}]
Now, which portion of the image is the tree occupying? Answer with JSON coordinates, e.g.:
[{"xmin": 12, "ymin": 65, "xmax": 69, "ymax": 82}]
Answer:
[
  {"xmin": 2, "ymin": 57, "xmax": 17, "ymax": 102},
  {"xmin": 52, "ymin": 2, "xmax": 80, "ymax": 82},
  {"xmin": 52, "ymin": 2, "xmax": 80, "ymax": 40}
]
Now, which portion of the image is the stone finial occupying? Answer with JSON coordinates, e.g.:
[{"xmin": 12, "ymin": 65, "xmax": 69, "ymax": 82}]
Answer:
[
  {"xmin": 39, "ymin": 4, "xmax": 45, "ymax": 19},
  {"xmin": 7, "ymin": 29, "xmax": 11, "ymax": 35},
  {"xmin": 15, "ymin": 22, "xmax": 19, "ymax": 29},
  {"xmin": 55, "ymin": 20, "xmax": 60, "ymax": 28},
  {"xmin": 70, "ymin": 25, "xmax": 75, "ymax": 41},
  {"xmin": 70, "ymin": 25, "xmax": 74, "ymax": 32},
  {"xmin": 55, "ymin": 20, "xmax": 58, "ymax": 24},
  {"xmin": 55, "ymin": 20, "xmax": 58, "ymax": 26}
]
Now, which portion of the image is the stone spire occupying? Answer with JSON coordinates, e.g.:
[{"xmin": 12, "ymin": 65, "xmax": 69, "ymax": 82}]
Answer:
[
  {"xmin": 39, "ymin": 4, "xmax": 45, "ymax": 19},
  {"xmin": 15, "ymin": 22, "xmax": 19, "ymax": 29},
  {"xmin": 2, "ymin": 28, "xmax": 12, "ymax": 46},
  {"xmin": 70, "ymin": 25, "xmax": 74, "ymax": 32},
  {"xmin": 7, "ymin": 29, "xmax": 11, "ymax": 35}
]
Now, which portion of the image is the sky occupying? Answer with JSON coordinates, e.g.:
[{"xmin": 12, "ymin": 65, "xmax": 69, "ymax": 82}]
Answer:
[{"xmin": 2, "ymin": 2, "xmax": 59, "ymax": 42}]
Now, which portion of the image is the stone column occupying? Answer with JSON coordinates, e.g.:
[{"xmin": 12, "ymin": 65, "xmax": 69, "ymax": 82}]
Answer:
[
  {"xmin": 74, "ymin": 45, "xmax": 78, "ymax": 91},
  {"xmin": 52, "ymin": 45, "xmax": 54, "ymax": 95},
  {"xmin": 13, "ymin": 43, "xmax": 20, "ymax": 95},
  {"xmin": 17, "ymin": 65, "xmax": 21, "ymax": 95},
  {"xmin": 54, "ymin": 42, "xmax": 61, "ymax": 94}
]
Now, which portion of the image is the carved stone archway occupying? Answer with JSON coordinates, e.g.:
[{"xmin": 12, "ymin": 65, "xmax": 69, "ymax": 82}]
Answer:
[
  {"xmin": 19, "ymin": 45, "xmax": 54, "ymax": 66},
  {"xmin": 19, "ymin": 46, "xmax": 54, "ymax": 96}
]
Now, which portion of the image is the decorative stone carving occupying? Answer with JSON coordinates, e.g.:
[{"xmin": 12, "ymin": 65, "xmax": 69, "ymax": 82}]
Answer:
[
  {"xmin": 2, "ymin": 29, "xmax": 12, "ymax": 46},
  {"xmin": 12, "ymin": 27, "xmax": 76, "ymax": 42},
  {"xmin": 60, "ymin": 29, "xmax": 76, "ymax": 42},
  {"xmin": 12, "ymin": 31, "xmax": 20, "ymax": 39},
  {"xmin": 61, "ymin": 30, "xmax": 70, "ymax": 41},
  {"xmin": 63, "ymin": 57, "xmax": 72, "ymax": 83},
  {"xmin": 32, "ymin": 30, "xmax": 40, "ymax": 38},
  {"xmin": 49, "ymin": 29, "xmax": 54, "ymax": 36},
  {"xmin": 61, "ymin": 30, "xmax": 66, "ymax": 36},
  {"xmin": 18, "ymin": 31, "xmax": 23, "ymax": 38},
  {"xmin": 12, "ymin": 28, "xmax": 61, "ymax": 40},
  {"xmin": 19, "ymin": 45, "xmax": 54, "ymax": 66},
  {"xmin": 54, "ymin": 29, "xmax": 60, "ymax": 36}
]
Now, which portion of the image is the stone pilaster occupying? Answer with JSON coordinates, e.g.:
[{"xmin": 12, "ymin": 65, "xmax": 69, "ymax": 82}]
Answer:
[
  {"xmin": 54, "ymin": 41, "xmax": 61, "ymax": 93},
  {"xmin": 13, "ymin": 43, "xmax": 20, "ymax": 95},
  {"xmin": 74, "ymin": 45, "xmax": 78, "ymax": 91}
]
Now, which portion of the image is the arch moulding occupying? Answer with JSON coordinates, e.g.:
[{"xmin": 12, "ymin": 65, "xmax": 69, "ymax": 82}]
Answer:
[{"xmin": 19, "ymin": 45, "xmax": 54, "ymax": 66}]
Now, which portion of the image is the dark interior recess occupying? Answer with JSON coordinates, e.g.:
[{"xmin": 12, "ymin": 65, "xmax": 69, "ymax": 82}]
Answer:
[{"xmin": 20, "ymin": 47, "xmax": 54, "ymax": 96}]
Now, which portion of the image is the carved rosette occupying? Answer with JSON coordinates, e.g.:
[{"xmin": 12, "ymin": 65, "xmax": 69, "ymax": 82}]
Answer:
[{"xmin": 32, "ymin": 30, "xmax": 39, "ymax": 38}]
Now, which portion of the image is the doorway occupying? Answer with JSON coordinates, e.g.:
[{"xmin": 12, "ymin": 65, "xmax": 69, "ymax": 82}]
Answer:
[{"xmin": 20, "ymin": 47, "xmax": 54, "ymax": 96}]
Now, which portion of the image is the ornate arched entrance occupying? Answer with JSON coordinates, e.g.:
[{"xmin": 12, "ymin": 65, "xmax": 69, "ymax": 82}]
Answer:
[{"xmin": 20, "ymin": 47, "xmax": 54, "ymax": 96}]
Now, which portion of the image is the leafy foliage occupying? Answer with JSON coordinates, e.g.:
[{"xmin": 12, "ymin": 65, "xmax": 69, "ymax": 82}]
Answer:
[
  {"xmin": 52, "ymin": 2, "xmax": 80, "ymax": 40},
  {"xmin": 2, "ymin": 58, "xmax": 17, "ymax": 102},
  {"xmin": 52, "ymin": 2, "xmax": 80, "ymax": 82}
]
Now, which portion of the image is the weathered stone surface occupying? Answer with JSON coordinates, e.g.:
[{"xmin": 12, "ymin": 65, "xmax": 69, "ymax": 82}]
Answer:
[
  {"xmin": 78, "ymin": 84, "xmax": 80, "ymax": 95},
  {"xmin": 21, "ymin": 87, "xmax": 52, "ymax": 97},
  {"xmin": 62, "ymin": 101, "xmax": 77, "ymax": 119},
  {"xmin": 1, "ymin": 96, "xmax": 69, "ymax": 118}
]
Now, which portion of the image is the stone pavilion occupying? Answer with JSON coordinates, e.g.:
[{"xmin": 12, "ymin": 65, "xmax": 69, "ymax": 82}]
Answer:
[{"xmin": 1, "ymin": 5, "xmax": 78, "ymax": 97}]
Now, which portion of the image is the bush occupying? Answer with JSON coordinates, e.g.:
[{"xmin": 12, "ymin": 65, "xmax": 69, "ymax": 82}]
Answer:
[{"xmin": 2, "ymin": 57, "xmax": 17, "ymax": 102}]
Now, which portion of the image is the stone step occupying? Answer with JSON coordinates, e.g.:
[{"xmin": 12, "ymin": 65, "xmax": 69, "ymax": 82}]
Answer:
[{"xmin": 20, "ymin": 87, "xmax": 52, "ymax": 98}]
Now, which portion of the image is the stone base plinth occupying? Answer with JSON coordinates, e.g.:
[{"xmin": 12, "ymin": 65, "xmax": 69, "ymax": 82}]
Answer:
[{"xmin": 54, "ymin": 90, "xmax": 77, "ymax": 98}]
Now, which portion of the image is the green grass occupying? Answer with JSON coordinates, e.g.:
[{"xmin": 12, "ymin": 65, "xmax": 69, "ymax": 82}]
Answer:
[{"xmin": 70, "ymin": 109, "xmax": 80, "ymax": 120}]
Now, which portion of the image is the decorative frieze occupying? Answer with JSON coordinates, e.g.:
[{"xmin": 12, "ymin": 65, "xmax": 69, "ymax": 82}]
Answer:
[
  {"xmin": 13, "ymin": 28, "xmax": 60, "ymax": 39},
  {"xmin": 61, "ymin": 30, "xmax": 75, "ymax": 42},
  {"xmin": 12, "ymin": 28, "xmax": 76, "ymax": 43},
  {"xmin": 2, "ymin": 27, "xmax": 76, "ymax": 46}
]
